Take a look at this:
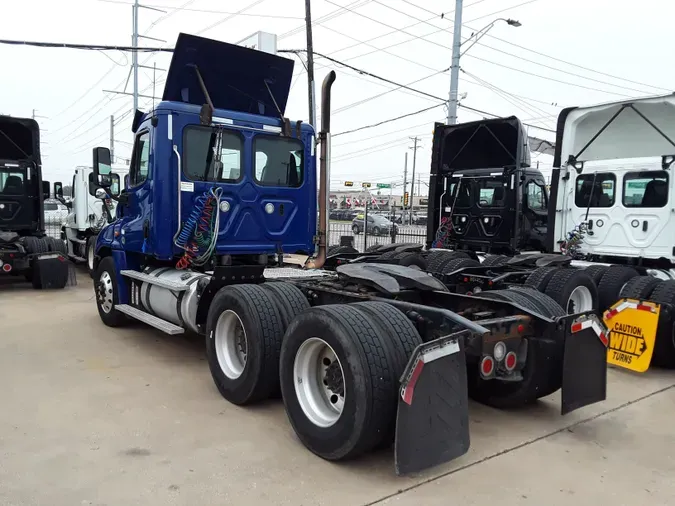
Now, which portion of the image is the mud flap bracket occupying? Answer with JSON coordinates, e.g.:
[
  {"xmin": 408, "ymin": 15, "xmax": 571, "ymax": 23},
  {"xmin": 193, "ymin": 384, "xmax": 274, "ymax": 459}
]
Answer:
[{"xmin": 394, "ymin": 331, "xmax": 470, "ymax": 475}]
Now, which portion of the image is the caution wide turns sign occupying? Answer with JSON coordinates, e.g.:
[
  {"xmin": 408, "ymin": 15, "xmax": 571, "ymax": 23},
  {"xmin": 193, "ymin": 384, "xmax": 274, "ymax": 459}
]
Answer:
[{"xmin": 603, "ymin": 299, "xmax": 660, "ymax": 373}]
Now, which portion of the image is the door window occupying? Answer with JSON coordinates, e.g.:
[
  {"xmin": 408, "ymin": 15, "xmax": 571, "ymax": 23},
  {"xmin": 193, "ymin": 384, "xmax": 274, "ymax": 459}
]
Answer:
[
  {"xmin": 525, "ymin": 181, "xmax": 546, "ymax": 211},
  {"xmin": 575, "ymin": 173, "xmax": 615, "ymax": 208},
  {"xmin": 129, "ymin": 132, "xmax": 150, "ymax": 187},
  {"xmin": 622, "ymin": 171, "xmax": 668, "ymax": 208}
]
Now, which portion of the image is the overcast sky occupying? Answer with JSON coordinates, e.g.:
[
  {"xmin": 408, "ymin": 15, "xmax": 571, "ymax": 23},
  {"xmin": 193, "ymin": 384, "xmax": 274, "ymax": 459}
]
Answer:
[{"xmin": 1, "ymin": 0, "xmax": 672, "ymax": 194}]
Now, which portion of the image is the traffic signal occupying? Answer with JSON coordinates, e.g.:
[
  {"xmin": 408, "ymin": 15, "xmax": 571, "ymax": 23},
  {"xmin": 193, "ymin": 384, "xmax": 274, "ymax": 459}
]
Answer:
[
  {"xmin": 344, "ymin": 181, "xmax": 354, "ymax": 187},
  {"xmin": 403, "ymin": 192, "xmax": 409, "ymax": 206},
  {"xmin": 362, "ymin": 182, "xmax": 371, "ymax": 188}
]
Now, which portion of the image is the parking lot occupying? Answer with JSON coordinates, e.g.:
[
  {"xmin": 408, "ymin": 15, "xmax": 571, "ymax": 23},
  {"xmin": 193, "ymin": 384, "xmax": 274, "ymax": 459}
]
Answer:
[{"xmin": 2, "ymin": 270, "xmax": 674, "ymax": 506}]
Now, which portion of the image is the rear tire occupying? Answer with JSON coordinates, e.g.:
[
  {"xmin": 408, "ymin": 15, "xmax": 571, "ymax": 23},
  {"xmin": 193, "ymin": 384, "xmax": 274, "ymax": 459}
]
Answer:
[
  {"xmin": 524, "ymin": 266, "xmax": 559, "ymax": 292},
  {"xmin": 619, "ymin": 275, "xmax": 661, "ymax": 300},
  {"xmin": 279, "ymin": 304, "xmax": 400, "ymax": 461},
  {"xmin": 597, "ymin": 265, "xmax": 640, "ymax": 311},
  {"xmin": 440, "ymin": 257, "xmax": 480, "ymax": 274},
  {"xmin": 206, "ymin": 284, "xmax": 285, "ymax": 405},
  {"xmin": 644, "ymin": 280, "xmax": 675, "ymax": 368},
  {"xmin": 393, "ymin": 251, "xmax": 428, "ymax": 270},
  {"xmin": 505, "ymin": 287, "xmax": 566, "ymax": 318},
  {"xmin": 583, "ymin": 265, "xmax": 609, "ymax": 285},
  {"xmin": 261, "ymin": 282, "xmax": 310, "ymax": 329},
  {"xmin": 544, "ymin": 269, "xmax": 598, "ymax": 314},
  {"xmin": 482, "ymin": 254, "xmax": 509, "ymax": 267},
  {"xmin": 94, "ymin": 256, "xmax": 128, "ymax": 327},
  {"xmin": 427, "ymin": 250, "xmax": 469, "ymax": 273}
]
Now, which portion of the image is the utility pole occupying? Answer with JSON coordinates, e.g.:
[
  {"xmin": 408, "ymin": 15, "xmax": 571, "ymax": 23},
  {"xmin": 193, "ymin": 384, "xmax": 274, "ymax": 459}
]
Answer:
[
  {"xmin": 110, "ymin": 115, "xmax": 115, "ymax": 163},
  {"xmin": 402, "ymin": 151, "xmax": 408, "ymax": 220},
  {"xmin": 409, "ymin": 136, "xmax": 421, "ymax": 215},
  {"xmin": 132, "ymin": 0, "xmax": 139, "ymax": 114},
  {"xmin": 447, "ymin": 0, "xmax": 463, "ymax": 124},
  {"xmin": 304, "ymin": 0, "xmax": 317, "ymax": 128}
]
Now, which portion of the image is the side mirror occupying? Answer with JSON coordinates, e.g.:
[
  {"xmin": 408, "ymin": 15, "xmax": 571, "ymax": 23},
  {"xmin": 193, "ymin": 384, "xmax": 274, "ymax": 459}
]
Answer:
[
  {"xmin": 93, "ymin": 146, "xmax": 113, "ymax": 187},
  {"xmin": 42, "ymin": 181, "xmax": 50, "ymax": 200},
  {"xmin": 54, "ymin": 182, "xmax": 63, "ymax": 200},
  {"xmin": 109, "ymin": 173, "xmax": 121, "ymax": 197},
  {"xmin": 124, "ymin": 174, "xmax": 130, "ymax": 190}
]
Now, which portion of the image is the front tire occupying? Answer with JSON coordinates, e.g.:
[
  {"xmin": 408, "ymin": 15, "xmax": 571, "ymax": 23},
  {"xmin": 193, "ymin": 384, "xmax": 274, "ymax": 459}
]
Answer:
[
  {"xmin": 352, "ymin": 225, "xmax": 360, "ymax": 235},
  {"xmin": 95, "ymin": 256, "xmax": 128, "ymax": 327}
]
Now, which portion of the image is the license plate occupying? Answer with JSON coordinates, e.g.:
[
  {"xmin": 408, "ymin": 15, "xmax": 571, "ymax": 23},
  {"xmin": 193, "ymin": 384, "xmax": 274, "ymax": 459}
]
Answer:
[{"xmin": 603, "ymin": 299, "xmax": 660, "ymax": 373}]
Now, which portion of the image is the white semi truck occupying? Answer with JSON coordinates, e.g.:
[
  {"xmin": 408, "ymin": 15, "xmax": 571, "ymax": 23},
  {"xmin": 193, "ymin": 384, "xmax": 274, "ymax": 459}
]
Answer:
[{"xmin": 55, "ymin": 166, "xmax": 122, "ymax": 274}]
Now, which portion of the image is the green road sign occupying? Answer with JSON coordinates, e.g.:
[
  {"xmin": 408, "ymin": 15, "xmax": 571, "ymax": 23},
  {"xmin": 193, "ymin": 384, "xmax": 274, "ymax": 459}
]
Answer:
[{"xmin": 376, "ymin": 183, "xmax": 391, "ymax": 189}]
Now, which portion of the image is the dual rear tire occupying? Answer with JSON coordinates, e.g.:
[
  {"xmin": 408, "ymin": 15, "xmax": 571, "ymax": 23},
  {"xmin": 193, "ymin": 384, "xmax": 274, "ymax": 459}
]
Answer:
[{"xmin": 205, "ymin": 284, "xmax": 423, "ymax": 461}]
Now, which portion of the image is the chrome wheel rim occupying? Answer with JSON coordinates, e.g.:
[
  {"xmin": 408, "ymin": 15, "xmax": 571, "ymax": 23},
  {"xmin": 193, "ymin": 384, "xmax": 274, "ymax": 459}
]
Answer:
[
  {"xmin": 293, "ymin": 337, "xmax": 345, "ymax": 428},
  {"xmin": 98, "ymin": 271, "xmax": 114, "ymax": 314},
  {"xmin": 215, "ymin": 310, "xmax": 248, "ymax": 380}
]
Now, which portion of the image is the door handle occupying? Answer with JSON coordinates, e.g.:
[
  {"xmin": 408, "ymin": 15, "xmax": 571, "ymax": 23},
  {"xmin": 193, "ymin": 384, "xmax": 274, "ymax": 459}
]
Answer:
[
  {"xmin": 643, "ymin": 220, "xmax": 648, "ymax": 232},
  {"xmin": 587, "ymin": 219, "xmax": 593, "ymax": 230}
]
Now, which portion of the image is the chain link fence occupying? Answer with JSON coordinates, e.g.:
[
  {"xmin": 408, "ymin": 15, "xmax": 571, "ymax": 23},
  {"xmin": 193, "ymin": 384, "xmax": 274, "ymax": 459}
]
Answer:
[{"xmin": 328, "ymin": 221, "xmax": 426, "ymax": 252}]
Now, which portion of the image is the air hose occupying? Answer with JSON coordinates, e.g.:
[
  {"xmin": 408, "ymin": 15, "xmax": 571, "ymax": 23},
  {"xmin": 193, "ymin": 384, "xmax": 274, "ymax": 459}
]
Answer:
[
  {"xmin": 433, "ymin": 217, "xmax": 452, "ymax": 248},
  {"xmin": 175, "ymin": 187, "xmax": 223, "ymax": 269}
]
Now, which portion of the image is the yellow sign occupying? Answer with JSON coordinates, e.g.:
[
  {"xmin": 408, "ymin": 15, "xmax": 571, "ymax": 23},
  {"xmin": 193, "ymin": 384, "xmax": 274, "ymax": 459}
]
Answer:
[{"xmin": 603, "ymin": 299, "xmax": 660, "ymax": 373}]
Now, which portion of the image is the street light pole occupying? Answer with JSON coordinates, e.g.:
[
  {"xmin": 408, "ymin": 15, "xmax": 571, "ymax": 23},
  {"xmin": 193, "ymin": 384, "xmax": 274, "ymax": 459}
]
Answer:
[
  {"xmin": 446, "ymin": 9, "xmax": 522, "ymax": 125},
  {"xmin": 446, "ymin": 0, "xmax": 464, "ymax": 125}
]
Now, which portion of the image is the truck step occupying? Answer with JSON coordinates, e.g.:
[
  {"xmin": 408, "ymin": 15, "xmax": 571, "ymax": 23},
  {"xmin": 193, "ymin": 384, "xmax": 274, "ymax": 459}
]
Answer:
[
  {"xmin": 115, "ymin": 305, "xmax": 185, "ymax": 335},
  {"xmin": 69, "ymin": 238, "xmax": 86, "ymax": 244},
  {"xmin": 120, "ymin": 269, "xmax": 189, "ymax": 291},
  {"xmin": 71, "ymin": 256, "xmax": 86, "ymax": 262}
]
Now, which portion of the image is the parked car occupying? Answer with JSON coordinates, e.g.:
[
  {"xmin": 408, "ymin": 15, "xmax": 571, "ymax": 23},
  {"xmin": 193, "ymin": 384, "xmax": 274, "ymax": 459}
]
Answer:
[
  {"xmin": 43, "ymin": 200, "xmax": 67, "ymax": 224},
  {"xmin": 352, "ymin": 213, "xmax": 397, "ymax": 236}
]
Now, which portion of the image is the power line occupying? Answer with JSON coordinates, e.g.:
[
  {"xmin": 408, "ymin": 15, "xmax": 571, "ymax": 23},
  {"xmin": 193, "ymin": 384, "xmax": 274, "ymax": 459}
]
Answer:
[
  {"xmin": 463, "ymin": 53, "xmax": 635, "ymax": 98},
  {"xmin": 280, "ymin": 0, "xmax": 374, "ymax": 39},
  {"xmin": 464, "ymin": 27, "xmax": 672, "ymax": 93},
  {"xmin": 334, "ymin": 104, "xmax": 445, "ymax": 137},
  {"xmin": 0, "ymin": 39, "xmax": 170, "ymax": 52},
  {"xmin": 95, "ymin": 0, "xmax": 303, "ymax": 18}
]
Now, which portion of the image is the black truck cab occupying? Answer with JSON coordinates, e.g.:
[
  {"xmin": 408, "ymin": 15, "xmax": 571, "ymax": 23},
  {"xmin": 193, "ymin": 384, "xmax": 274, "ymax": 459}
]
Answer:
[{"xmin": 426, "ymin": 116, "xmax": 548, "ymax": 254}]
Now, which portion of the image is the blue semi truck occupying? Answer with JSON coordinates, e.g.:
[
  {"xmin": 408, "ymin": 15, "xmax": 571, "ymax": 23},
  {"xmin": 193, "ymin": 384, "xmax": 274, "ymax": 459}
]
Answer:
[{"xmin": 85, "ymin": 33, "xmax": 608, "ymax": 474}]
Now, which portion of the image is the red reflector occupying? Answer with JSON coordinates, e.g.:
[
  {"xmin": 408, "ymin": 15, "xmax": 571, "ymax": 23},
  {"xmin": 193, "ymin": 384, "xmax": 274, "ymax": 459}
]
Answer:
[
  {"xmin": 488, "ymin": 280, "xmax": 493, "ymax": 286},
  {"xmin": 598, "ymin": 332, "xmax": 608, "ymax": 347},
  {"xmin": 504, "ymin": 351, "xmax": 517, "ymax": 371},
  {"xmin": 637, "ymin": 304, "xmax": 652, "ymax": 312},
  {"xmin": 401, "ymin": 359, "xmax": 425, "ymax": 405},
  {"xmin": 517, "ymin": 324, "xmax": 525, "ymax": 333},
  {"xmin": 463, "ymin": 277, "xmax": 469, "ymax": 282},
  {"xmin": 480, "ymin": 356, "xmax": 494, "ymax": 377},
  {"xmin": 571, "ymin": 322, "xmax": 583, "ymax": 333},
  {"xmin": 9, "ymin": 253, "xmax": 14, "ymax": 258}
]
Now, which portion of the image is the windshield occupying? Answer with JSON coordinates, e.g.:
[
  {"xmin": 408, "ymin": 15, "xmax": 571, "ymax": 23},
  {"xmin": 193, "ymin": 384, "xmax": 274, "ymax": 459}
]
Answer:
[
  {"xmin": 372, "ymin": 215, "xmax": 390, "ymax": 224},
  {"xmin": 44, "ymin": 202, "xmax": 59, "ymax": 211},
  {"xmin": 0, "ymin": 168, "xmax": 24, "ymax": 195}
]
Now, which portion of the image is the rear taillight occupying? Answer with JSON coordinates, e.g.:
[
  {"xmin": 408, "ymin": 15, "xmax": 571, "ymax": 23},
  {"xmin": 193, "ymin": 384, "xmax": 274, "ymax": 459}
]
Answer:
[
  {"xmin": 480, "ymin": 355, "xmax": 494, "ymax": 377},
  {"xmin": 504, "ymin": 351, "xmax": 517, "ymax": 371},
  {"xmin": 2, "ymin": 263, "xmax": 12, "ymax": 273}
]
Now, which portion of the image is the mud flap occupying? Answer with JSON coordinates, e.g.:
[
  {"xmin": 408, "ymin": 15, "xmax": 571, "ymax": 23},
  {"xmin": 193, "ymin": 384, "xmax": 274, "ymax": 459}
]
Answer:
[
  {"xmin": 394, "ymin": 331, "xmax": 470, "ymax": 475},
  {"xmin": 33, "ymin": 254, "xmax": 76, "ymax": 289},
  {"xmin": 561, "ymin": 312, "xmax": 608, "ymax": 415}
]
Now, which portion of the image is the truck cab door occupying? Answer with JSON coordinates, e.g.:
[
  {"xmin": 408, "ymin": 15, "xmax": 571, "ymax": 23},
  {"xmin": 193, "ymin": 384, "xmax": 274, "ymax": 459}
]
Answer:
[
  {"xmin": 117, "ymin": 129, "xmax": 152, "ymax": 253},
  {"xmin": 521, "ymin": 177, "xmax": 548, "ymax": 250}
]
